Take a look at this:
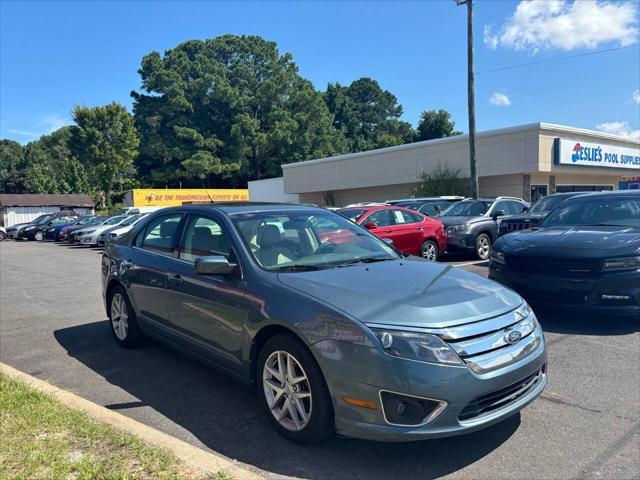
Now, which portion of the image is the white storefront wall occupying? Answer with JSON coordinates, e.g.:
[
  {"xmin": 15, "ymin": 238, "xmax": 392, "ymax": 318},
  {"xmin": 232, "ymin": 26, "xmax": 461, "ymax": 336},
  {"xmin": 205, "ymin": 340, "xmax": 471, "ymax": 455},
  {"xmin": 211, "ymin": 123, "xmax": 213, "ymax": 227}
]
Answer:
[{"xmin": 2, "ymin": 206, "xmax": 94, "ymax": 227}]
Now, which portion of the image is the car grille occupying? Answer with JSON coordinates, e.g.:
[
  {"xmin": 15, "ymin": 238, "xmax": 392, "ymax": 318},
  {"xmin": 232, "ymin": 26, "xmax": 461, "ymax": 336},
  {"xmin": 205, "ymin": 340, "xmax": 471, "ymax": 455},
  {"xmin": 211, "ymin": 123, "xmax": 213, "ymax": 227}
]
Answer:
[
  {"xmin": 459, "ymin": 366, "xmax": 545, "ymax": 422},
  {"xmin": 501, "ymin": 221, "xmax": 537, "ymax": 234},
  {"xmin": 506, "ymin": 256, "xmax": 601, "ymax": 276},
  {"xmin": 435, "ymin": 305, "xmax": 543, "ymax": 374}
]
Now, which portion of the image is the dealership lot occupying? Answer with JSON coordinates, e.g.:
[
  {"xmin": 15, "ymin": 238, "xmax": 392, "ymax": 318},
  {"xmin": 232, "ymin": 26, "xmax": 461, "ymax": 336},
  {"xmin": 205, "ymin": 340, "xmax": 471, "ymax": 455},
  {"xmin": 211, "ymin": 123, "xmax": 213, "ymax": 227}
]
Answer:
[{"xmin": 1, "ymin": 240, "xmax": 638, "ymax": 479}]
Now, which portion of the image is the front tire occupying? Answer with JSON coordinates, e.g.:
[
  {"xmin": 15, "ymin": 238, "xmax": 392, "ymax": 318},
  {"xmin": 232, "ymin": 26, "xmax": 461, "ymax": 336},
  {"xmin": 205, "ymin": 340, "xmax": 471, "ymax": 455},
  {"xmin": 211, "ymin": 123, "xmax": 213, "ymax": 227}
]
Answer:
[
  {"xmin": 257, "ymin": 334, "xmax": 334, "ymax": 443},
  {"xmin": 420, "ymin": 239, "xmax": 439, "ymax": 261},
  {"xmin": 108, "ymin": 286, "xmax": 142, "ymax": 348},
  {"xmin": 475, "ymin": 233, "xmax": 491, "ymax": 260},
  {"xmin": 33, "ymin": 230, "xmax": 44, "ymax": 241},
  {"xmin": 0, "ymin": 232, "xmax": 5, "ymax": 241}
]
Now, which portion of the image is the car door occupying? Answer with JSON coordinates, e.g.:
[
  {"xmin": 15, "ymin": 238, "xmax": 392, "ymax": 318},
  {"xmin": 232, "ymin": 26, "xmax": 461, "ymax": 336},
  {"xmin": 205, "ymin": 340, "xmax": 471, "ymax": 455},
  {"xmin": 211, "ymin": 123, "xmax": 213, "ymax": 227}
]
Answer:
[
  {"xmin": 385, "ymin": 209, "xmax": 425, "ymax": 254},
  {"xmin": 165, "ymin": 213, "xmax": 247, "ymax": 375},
  {"xmin": 360, "ymin": 209, "xmax": 394, "ymax": 242},
  {"xmin": 126, "ymin": 213, "xmax": 185, "ymax": 330}
]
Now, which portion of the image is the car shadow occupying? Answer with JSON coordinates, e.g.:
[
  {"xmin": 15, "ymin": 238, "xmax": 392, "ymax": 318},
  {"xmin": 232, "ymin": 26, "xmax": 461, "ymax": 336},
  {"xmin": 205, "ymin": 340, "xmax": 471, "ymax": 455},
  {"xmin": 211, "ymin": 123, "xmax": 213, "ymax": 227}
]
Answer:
[
  {"xmin": 535, "ymin": 308, "xmax": 639, "ymax": 336},
  {"xmin": 54, "ymin": 320, "xmax": 520, "ymax": 480}
]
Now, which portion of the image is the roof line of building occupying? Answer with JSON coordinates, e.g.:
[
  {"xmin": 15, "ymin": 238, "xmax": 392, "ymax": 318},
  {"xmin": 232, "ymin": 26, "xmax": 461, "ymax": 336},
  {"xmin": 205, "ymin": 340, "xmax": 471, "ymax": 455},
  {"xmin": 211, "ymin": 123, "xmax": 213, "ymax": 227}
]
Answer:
[{"xmin": 281, "ymin": 121, "xmax": 640, "ymax": 170}]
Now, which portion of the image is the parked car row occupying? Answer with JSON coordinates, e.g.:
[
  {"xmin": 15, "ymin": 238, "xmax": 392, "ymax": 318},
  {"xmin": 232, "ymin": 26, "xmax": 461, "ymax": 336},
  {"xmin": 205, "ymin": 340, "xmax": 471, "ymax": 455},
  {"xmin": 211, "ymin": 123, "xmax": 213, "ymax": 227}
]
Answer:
[{"xmin": 2, "ymin": 211, "xmax": 150, "ymax": 247}]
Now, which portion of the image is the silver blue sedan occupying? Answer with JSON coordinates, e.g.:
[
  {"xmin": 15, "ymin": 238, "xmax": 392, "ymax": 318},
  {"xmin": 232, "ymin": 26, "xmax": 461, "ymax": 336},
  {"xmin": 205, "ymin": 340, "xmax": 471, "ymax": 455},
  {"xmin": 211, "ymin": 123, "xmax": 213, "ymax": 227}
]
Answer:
[{"xmin": 101, "ymin": 203, "xmax": 547, "ymax": 443}]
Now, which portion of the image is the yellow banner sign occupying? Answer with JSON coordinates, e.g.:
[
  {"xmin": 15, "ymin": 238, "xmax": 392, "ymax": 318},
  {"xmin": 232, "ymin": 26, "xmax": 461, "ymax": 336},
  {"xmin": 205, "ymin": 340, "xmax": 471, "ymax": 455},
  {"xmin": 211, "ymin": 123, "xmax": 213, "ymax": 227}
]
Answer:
[{"xmin": 131, "ymin": 189, "xmax": 249, "ymax": 207}]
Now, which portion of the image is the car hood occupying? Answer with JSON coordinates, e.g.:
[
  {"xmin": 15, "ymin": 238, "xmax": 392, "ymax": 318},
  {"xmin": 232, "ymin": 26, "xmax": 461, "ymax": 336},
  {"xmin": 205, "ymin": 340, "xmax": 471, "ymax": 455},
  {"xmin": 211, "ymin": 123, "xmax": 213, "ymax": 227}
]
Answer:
[
  {"xmin": 277, "ymin": 257, "xmax": 522, "ymax": 328},
  {"xmin": 497, "ymin": 226, "xmax": 640, "ymax": 255},
  {"xmin": 438, "ymin": 215, "xmax": 482, "ymax": 226}
]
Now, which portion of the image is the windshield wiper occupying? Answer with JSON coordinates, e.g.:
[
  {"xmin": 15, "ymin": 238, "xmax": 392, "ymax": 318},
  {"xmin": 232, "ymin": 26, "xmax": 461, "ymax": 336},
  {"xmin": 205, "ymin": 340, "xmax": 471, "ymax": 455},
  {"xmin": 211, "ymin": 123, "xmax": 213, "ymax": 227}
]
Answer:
[
  {"xmin": 333, "ymin": 257, "xmax": 395, "ymax": 267},
  {"xmin": 269, "ymin": 264, "xmax": 323, "ymax": 272}
]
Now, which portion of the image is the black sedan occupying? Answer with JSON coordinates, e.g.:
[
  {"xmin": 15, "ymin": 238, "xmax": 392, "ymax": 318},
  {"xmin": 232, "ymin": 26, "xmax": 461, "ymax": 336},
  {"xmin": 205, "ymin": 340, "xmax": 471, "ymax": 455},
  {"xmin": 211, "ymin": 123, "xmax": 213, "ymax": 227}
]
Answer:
[
  {"xmin": 489, "ymin": 190, "xmax": 640, "ymax": 317},
  {"xmin": 498, "ymin": 192, "xmax": 583, "ymax": 236}
]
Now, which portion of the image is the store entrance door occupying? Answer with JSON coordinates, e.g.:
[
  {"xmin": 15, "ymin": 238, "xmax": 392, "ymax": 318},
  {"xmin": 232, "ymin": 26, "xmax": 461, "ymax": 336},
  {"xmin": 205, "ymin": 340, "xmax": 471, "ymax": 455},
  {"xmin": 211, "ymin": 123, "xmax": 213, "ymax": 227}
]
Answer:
[{"xmin": 530, "ymin": 185, "xmax": 548, "ymax": 203}]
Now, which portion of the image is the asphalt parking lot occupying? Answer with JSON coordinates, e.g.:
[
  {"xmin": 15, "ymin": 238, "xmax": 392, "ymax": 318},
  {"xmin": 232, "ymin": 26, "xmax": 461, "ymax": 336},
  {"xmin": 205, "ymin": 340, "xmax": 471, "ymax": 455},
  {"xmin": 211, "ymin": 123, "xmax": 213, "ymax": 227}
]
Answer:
[{"xmin": 1, "ymin": 240, "xmax": 638, "ymax": 480}]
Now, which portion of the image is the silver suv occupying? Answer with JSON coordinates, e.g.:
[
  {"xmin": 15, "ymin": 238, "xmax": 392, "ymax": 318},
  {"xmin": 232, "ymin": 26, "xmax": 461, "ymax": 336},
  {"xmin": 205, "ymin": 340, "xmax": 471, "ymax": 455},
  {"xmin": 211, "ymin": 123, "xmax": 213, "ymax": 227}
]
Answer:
[{"xmin": 439, "ymin": 197, "xmax": 529, "ymax": 259}]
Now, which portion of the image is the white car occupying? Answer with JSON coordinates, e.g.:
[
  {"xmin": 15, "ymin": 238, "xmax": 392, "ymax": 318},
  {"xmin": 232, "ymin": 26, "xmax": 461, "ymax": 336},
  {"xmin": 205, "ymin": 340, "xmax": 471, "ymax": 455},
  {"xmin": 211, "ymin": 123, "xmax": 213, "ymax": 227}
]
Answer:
[
  {"xmin": 97, "ymin": 214, "xmax": 147, "ymax": 246},
  {"xmin": 74, "ymin": 215, "xmax": 129, "ymax": 246}
]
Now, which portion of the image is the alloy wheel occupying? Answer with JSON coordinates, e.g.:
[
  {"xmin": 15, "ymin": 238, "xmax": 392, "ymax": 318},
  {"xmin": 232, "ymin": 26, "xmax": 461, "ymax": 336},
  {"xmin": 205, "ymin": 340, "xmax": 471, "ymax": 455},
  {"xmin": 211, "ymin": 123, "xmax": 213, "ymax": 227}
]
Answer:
[
  {"xmin": 421, "ymin": 242, "xmax": 438, "ymax": 261},
  {"xmin": 477, "ymin": 236, "xmax": 491, "ymax": 259},
  {"xmin": 262, "ymin": 350, "xmax": 313, "ymax": 432},
  {"xmin": 34, "ymin": 231, "xmax": 44, "ymax": 241},
  {"xmin": 110, "ymin": 293, "xmax": 129, "ymax": 340}
]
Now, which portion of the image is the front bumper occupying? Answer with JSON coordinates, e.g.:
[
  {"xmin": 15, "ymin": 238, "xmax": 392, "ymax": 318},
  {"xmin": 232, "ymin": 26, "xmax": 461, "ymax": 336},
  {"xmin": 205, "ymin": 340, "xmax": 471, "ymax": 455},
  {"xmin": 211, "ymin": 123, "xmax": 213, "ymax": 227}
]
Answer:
[
  {"xmin": 310, "ymin": 332, "xmax": 546, "ymax": 442},
  {"xmin": 6, "ymin": 229, "xmax": 20, "ymax": 239},
  {"xmin": 78, "ymin": 234, "xmax": 99, "ymax": 245},
  {"xmin": 489, "ymin": 261, "xmax": 640, "ymax": 317},
  {"xmin": 445, "ymin": 230, "xmax": 475, "ymax": 251}
]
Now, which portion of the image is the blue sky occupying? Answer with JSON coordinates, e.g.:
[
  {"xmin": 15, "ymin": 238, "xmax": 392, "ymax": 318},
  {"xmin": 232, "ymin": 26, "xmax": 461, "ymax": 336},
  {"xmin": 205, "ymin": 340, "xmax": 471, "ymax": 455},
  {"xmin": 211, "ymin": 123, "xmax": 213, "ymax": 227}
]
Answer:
[{"xmin": 1, "ymin": 0, "xmax": 639, "ymax": 144}]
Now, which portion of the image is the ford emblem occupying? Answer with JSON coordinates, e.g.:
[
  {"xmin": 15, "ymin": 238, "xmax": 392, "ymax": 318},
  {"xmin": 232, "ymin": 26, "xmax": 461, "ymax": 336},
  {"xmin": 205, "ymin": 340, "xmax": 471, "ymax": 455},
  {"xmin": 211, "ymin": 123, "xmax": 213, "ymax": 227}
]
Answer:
[{"xmin": 505, "ymin": 329, "xmax": 522, "ymax": 344}]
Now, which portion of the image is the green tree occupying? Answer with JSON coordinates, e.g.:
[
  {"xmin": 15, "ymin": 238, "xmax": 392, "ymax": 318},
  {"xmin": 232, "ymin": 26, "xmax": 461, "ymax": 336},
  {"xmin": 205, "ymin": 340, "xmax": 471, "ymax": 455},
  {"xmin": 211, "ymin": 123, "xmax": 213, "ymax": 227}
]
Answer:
[
  {"xmin": 70, "ymin": 103, "xmax": 139, "ymax": 207},
  {"xmin": 132, "ymin": 35, "xmax": 345, "ymax": 186},
  {"xmin": 415, "ymin": 109, "xmax": 462, "ymax": 142},
  {"xmin": 413, "ymin": 165, "xmax": 470, "ymax": 197},
  {"xmin": 325, "ymin": 77, "xmax": 413, "ymax": 152},
  {"xmin": 0, "ymin": 139, "xmax": 28, "ymax": 193},
  {"xmin": 23, "ymin": 141, "xmax": 58, "ymax": 193}
]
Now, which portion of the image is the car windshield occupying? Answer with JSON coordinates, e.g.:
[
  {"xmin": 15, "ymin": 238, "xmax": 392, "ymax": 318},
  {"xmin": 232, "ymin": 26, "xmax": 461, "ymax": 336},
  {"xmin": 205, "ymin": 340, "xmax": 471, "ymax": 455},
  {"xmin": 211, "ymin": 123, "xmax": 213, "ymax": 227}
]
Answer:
[
  {"xmin": 528, "ymin": 195, "xmax": 571, "ymax": 214},
  {"xmin": 542, "ymin": 196, "xmax": 640, "ymax": 228},
  {"xmin": 120, "ymin": 214, "xmax": 142, "ymax": 226},
  {"xmin": 33, "ymin": 215, "xmax": 55, "ymax": 225},
  {"xmin": 103, "ymin": 215, "xmax": 126, "ymax": 226},
  {"xmin": 231, "ymin": 210, "xmax": 399, "ymax": 271},
  {"xmin": 76, "ymin": 216, "xmax": 95, "ymax": 225},
  {"xmin": 441, "ymin": 200, "xmax": 492, "ymax": 216},
  {"xmin": 337, "ymin": 208, "xmax": 369, "ymax": 222}
]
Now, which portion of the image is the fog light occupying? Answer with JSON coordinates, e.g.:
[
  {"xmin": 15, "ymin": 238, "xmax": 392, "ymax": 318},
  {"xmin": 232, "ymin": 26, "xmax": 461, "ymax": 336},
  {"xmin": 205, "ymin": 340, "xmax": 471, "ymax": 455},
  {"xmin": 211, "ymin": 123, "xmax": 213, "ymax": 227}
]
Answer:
[{"xmin": 380, "ymin": 391, "xmax": 447, "ymax": 426}]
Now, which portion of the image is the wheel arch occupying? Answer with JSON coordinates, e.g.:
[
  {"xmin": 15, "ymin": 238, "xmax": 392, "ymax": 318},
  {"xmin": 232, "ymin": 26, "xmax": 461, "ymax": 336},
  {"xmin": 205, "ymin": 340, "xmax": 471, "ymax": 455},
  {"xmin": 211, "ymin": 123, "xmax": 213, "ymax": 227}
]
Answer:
[
  {"xmin": 105, "ymin": 278, "xmax": 127, "ymax": 312},
  {"xmin": 249, "ymin": 324, "xmax": 311, "ymax": 385}
]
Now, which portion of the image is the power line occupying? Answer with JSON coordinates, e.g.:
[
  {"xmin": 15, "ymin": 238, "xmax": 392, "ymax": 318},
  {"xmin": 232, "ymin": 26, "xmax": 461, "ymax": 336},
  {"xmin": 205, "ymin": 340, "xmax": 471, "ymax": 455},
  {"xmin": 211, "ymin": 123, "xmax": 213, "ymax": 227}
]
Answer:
[{"xmin": 476, "ymin": 44, "xmax": 640, "ymax": 75}]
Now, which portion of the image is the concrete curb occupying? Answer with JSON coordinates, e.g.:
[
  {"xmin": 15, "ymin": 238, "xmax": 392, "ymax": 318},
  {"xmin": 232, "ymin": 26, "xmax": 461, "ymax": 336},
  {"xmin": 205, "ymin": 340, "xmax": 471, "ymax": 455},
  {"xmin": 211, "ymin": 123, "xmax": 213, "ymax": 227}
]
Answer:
[{"xmin": 0, "ymin": 362, "xmax": 263, "ymax": 480}]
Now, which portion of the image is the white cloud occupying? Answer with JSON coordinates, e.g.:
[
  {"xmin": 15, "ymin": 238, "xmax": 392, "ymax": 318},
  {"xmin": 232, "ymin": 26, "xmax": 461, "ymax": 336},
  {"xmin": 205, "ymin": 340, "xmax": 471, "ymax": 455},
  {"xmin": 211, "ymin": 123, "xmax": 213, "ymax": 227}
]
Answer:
[
  {"xmin": 595, "ymin": 121, "xmax": 640, "ymax": 140},
  {"xmin": 489, "ymin": 92, "xmax": 511, "ymax": 106},
  {"xmin": 484, "ymin": 0, "xmax": 639, "ymax": 52},
  {"xmin": 37, "ymin": 113, "xmax": 72, "ymax": 133},
  {"xmin": 5, "ymin": 129, "xmax": 39, "ymax": 139},
  {"xmin": 633, "ymin": 89, "xmax": 640, "ymax": 104}
]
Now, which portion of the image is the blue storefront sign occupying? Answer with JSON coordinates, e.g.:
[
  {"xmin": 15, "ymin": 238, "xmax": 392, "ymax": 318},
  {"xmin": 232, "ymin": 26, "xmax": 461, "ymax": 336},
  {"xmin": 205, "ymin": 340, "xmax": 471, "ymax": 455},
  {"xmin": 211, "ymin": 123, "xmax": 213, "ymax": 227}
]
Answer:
[{"xmin": 555, "ymin": 138, "xmax": 640, "ymax": 170}]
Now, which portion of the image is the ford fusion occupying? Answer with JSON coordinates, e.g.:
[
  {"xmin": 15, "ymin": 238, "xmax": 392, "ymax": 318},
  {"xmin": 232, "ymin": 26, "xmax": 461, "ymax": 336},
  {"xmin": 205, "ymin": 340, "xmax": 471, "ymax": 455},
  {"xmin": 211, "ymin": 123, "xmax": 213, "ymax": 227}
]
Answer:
[
  {"xmin": 490, "ymin": 191, "xmax": 640, "ymax": 317},
  {"xmin": 102, "ymin": 204, "xmax": 547, "ymax": 443}
]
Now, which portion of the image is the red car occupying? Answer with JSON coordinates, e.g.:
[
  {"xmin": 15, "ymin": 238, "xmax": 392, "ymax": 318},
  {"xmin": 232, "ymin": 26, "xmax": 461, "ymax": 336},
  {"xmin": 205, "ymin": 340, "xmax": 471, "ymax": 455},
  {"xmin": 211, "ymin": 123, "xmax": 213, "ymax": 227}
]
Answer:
[{"xmin": 337, "ymin": 205, "xmax": 447, "ymax": 260}]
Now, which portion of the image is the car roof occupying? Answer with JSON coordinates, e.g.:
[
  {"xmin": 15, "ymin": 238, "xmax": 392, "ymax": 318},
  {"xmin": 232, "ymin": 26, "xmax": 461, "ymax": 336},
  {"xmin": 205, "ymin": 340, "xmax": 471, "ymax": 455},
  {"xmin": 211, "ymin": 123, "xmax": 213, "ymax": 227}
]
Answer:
[
  {"xmin": 560, "ymin": 190, "xmax": 638, "ymax": 201},
  {"xmin": 154, "ymin": 202, "xmax": 326, "ymax": 216}
]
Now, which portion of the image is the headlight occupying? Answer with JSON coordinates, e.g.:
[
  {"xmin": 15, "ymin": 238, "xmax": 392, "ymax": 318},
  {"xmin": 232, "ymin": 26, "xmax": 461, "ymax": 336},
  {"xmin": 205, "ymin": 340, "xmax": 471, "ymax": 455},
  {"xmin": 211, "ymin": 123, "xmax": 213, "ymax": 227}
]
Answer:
[
  {"xmin": 602, "ymin": 256, "xmax": 640, "ymax": 272},
  {"xmin": 446, "ymin": 224, "xmax": 468, "ymax": 234},
  {"xmin": 24, "ymin": 226, "xmax": 35, "ymax": 231},
  {"xmin": 369, "ymin": 327, "xmax": 463, "ymax": 366},
  {"xmin": 490, "ymin": 251, "xmax": 506, "ymax": 265},
  {"xmin": 82, "ymin": 230, "xmax": 96, "ymax": 235}
]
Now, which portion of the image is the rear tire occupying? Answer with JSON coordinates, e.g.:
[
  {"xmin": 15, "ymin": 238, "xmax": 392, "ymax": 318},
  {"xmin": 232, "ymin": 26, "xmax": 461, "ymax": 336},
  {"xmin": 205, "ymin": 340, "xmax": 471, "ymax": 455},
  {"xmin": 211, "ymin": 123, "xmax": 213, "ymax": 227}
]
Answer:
[
  {"xmin": 257, "ymin": 334, "xmax": 334, "ymax": 443},
  {"xmin": 475, "ymin": 233, "xmax": 491, "ymax": 260},
  {"xmin": 108, "ymin": 285, "xmax": 142, "ymax": 348},
  {"xmin": 420, "ymin": 240, "xmax": 439, "ymax": 261},
  {"xmin": 0, "ymin": 232, "xmax": 5, "ymax": 241}
]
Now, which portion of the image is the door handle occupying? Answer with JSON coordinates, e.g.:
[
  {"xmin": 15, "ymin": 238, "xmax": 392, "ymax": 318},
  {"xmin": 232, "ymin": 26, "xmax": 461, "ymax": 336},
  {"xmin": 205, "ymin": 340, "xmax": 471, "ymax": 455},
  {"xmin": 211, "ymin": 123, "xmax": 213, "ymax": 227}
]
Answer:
[
  {"xmin": 384, "ymin": 229, "xmax": 393, "ymax": 233},
  {"xmin": 121, "ymin": 260, "xmax": 133, "ymax": 269},
  {"xmin": 149, "ymin": 279, "xmax": 162, "ymax": 287},
  {"xmin": 167, "ymin": 274, "xmax": 184, "ymax": 286}
]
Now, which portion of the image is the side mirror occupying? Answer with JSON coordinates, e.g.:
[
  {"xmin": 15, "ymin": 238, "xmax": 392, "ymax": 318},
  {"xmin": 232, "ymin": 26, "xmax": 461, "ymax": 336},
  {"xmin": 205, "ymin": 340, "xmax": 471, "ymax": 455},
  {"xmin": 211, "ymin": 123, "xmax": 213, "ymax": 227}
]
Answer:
[
  {"xmin": 383, "ymin": 238, "xmax": 394, "ymax": 246},
  {"xmin": 195, "ymin": 256, "xmax": 236, "ymax": 275},
  {"xmin": 492, "ymin": 209, "xmax": 506, "ymax": 219},
  {"xmin": 364, "ymin": 221, "xmax": 378, "ymax": 230}
]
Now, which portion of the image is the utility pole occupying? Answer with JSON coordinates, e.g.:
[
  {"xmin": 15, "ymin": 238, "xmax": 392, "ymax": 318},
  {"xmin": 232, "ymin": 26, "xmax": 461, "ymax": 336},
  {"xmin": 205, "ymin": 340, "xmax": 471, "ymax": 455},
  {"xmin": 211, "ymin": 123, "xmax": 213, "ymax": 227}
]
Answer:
[{"xmin": 456, "ymin": 0, "xmax": 479, "ymax": 198}]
